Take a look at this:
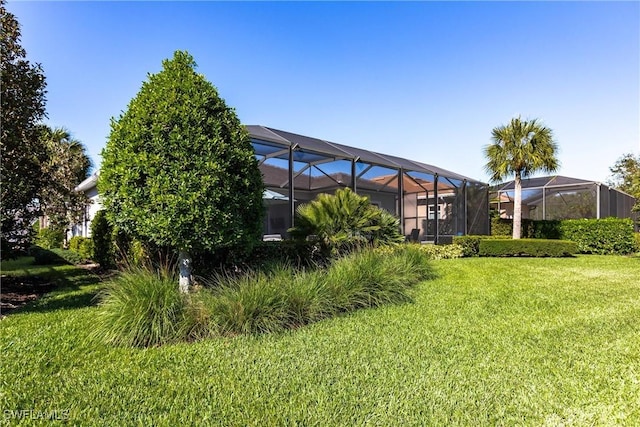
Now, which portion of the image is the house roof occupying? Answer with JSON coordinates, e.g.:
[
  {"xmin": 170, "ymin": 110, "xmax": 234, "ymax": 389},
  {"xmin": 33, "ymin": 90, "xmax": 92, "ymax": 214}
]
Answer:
[
  {"xmin": 247, "ymin": 125, "xmax": 483, "ymax": 184},
  {"xmin": 75, "ymin": 172, "xmax": 99, "ymax": 192},
  {"xmin": 491, "ymin": 175, "xmax": 597, "ymax": 192}
]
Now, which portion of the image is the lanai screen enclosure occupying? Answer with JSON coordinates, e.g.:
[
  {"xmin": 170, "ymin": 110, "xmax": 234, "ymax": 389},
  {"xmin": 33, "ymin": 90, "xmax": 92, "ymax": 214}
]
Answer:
[
  {"xmin": 248, "ymin": 126, "xmax": 489, "ymax": 243},
  {"xmin": 491, "ymin": 175, "xmax": 638, "ymax": 225}
]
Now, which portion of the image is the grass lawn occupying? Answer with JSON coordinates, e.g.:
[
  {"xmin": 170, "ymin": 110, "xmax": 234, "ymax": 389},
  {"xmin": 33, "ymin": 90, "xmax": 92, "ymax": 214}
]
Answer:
[{"xmin": 1, "ymin": 255, "xmax": 639, "ymax": 425}]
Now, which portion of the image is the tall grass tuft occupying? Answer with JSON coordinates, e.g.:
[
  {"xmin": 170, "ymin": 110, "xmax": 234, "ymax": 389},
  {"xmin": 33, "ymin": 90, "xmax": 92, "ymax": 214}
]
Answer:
[
  {"xmin": 92, "ymin": 267, "xmax": 188, "ymax": 347},
  {"xmin": 205, "ymin": 268, "xmax": 290, "ymax": 335},
  {"xmin": 324, "ymin": 245, "xmax": 432, "ymax": 312}
]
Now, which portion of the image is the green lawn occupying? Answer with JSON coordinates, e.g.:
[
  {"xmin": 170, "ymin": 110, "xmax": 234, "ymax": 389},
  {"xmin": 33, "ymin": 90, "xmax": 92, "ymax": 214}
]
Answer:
[{"xmin": 1, "ymin": 256, "xmax": 639, "ymax": 425}]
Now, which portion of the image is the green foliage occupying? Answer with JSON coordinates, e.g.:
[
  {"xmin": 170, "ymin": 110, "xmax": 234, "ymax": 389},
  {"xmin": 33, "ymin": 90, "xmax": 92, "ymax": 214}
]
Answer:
[
  {"xmin": 35, "ymin": 226, "xmax": 65, "ymax": 249},
  {"xmin": 492, "ymin": 217, "xmax": 562, "ymax": 239},
  {"xmin": 453, "ymin": 235, "xmax": 511, "ymax": 256},
  {"xmin": 1, "ymin": 1, "xmax": 48, "ymax": 254},
  {"xmin": 91, "ymin": 210, "xmax": 114, "ymax": 268},
  {"xmin": 559, "ymin": 218, "xmax": 636, "ymax": 254},
  {"xmin": 99, "ymin": 51, "xmax": 264, "ymax": 260},
  {"xmin": 608, "ymin": 153, "xmax": 640, "ymax": 212},
  {"xmin": 93, "ymin": 247, "xmax": 432, "ymax": 345},
  {"xmin": 376, "ymin": 242, "xmax": 464, "ymax": 260},
  {"xmin": 484, "ymin": 116, "xmax": 559, "ymax": 183},
  {"xmin": 196, "ymin": 240, "xmax": 317, "ymax": 274},
  {"xmin": 634, "ymin": 233, "xmax": 640, "ymax": 252},
  {"xmin": 289, "ymin": 188, "xmax": 404, "ymax": 257},
  {"xmin": 69, "ymin": 236, "xmax": 93, "ymax": 261},
  {"xmin": 38, "ymin": 125, "xmax": 92, "ymax": 229},
  {"xmin": 93, "ymin": 267, "xmax": 188, "ymax": 347},
  {"xmin": 478, "ymin": 239, "xmax": 577, "ymax": 257}
]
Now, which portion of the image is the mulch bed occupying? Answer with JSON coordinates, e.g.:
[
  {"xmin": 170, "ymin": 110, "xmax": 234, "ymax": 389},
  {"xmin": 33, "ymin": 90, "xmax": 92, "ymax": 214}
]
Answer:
[{"xmin": 1, "ymin": 275, "xmax": 56, "ymax": 317}]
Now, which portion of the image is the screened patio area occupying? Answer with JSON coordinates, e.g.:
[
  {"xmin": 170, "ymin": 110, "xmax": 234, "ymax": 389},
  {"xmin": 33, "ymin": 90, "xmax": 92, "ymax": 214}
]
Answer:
[
  {"xmin": 490, "ymin": 175, "xmax": 638, "ymax": 224},
  {"xmin": 248, "ymin": 126, "xmax": 489, "ymax": 243}
]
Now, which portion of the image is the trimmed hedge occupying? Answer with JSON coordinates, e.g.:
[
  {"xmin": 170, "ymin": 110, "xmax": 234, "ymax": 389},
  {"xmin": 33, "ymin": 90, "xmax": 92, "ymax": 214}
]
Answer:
[
  {"xmin": 492, "ymin": 217, "xmax": 636, "ymax": 255},
  {"xmin": 453, "ymin": 235, "xmax": 510, "ymax": 257},
  {"xmin": 559, "ymin": 218, "xmax": 636, "ymax": 255},
  {"xmin": 478, "ymin": 239, "xmax": 577, "ymax": 257}
]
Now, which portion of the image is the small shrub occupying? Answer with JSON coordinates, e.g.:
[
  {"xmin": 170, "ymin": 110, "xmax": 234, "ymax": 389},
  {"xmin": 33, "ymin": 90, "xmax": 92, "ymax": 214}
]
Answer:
[
  {"xmin": 491, "ymin": 218, "xmax": 513, "ymax": 236},
  {"xmin": 634, "ymin": 232, "xmax": 640, "ymax": 252},
  {"xmin": 478, "ymin": 239, "xmax": 577, "ymax": 257},
  {"xmin": 559, "ymin": 218, "xmax": 636, "ymax": 255},
  {"xmin": 69, "ymin": 236, "xmax": 93, "ymax": 261},
  {"xmin": 91, "ymin": 210, "xmax": 114, "ymax": 268},
  {"xmin": 35, "ymin": 226, "xmax": 65, "ymax": 249},
  {"xmin": 93, "ymin": 267, "xmax": 188, "ymax": 347}
]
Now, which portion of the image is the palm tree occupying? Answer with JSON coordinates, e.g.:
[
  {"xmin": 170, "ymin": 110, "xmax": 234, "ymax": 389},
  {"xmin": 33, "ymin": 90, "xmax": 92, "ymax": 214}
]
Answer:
[
  {"xmin": 38, "ymin": 125, "xmax": 92, "ymax": 228},
  {"xmin": 484, "ymin": 116, "xmax": 559, "ymax": 239}
]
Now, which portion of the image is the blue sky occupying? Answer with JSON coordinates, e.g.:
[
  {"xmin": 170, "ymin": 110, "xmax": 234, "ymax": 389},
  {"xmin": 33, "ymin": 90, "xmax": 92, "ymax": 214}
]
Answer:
[{"xmin": 8, "ymin": 1, "xmax": 640, "ymax": 184}]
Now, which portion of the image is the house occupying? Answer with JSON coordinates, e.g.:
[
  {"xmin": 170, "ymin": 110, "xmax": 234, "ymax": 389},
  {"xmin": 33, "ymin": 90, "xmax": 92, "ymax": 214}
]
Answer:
[{"xmin": 71, "ymin": 126, "xmax": 491, "ymax": 243}]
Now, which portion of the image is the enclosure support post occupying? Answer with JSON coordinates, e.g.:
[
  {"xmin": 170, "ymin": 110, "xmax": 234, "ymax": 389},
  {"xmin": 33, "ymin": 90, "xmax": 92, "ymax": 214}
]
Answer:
[
  {"xmin": 288, "ymin": 145, "xmax": 295, "ymax": 229},
  {"xmin": 351, "ymin": 159, "xmax": 357, "ymax": 193},
  {"xmin": 463, "ymin": 179, "xmax": 468, "ymax": 235},
  {"xmin": 596, "ymin": 183, "xmax": 601, "ymax": 219},
  {"xmin": 542, "ymin": 188, "xmax": 546, "ymax": 220},
  {"xmin": 433, "ymin": 174, "xmax": 439, "ymax": 244},
  {"xmin": 398, "ymin": 168, "xmax": 404, "ymax": 236}
]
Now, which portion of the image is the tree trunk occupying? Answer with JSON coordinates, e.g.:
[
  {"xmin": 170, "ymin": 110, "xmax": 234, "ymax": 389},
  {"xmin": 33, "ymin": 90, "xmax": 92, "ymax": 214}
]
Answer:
[
  {"xmin": 513, "ymin": 171, "xmax": 522, "ymax": 239},
  {"xmin": 178, "ymin": 250, "xmax": 192, "ymax": 293}
]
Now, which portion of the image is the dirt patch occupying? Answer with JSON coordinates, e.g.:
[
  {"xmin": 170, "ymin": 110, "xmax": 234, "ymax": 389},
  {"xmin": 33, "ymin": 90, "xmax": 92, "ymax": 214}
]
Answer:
[{"xmin": 1, "ymin": 275, "xmax": 57, "ymax": 317}]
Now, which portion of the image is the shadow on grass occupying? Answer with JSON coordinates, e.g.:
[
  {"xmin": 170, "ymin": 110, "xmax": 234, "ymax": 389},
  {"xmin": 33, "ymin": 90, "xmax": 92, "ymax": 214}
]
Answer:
[{"xmin": 3, "ymin": 261, "xmax": 105, "ymax": 316}]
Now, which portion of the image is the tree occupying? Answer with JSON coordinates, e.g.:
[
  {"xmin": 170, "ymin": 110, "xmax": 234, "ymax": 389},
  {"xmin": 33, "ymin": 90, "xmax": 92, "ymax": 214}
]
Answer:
[
  {"xmin": 607, "ymin": 153, "xmax": 640, "ymax": 212},
  {"xmin": 39, "ymin": 125, "xmax": 92, "ymax": 230},
  {"xmin": 484, "ymin": 116, "xmax": 559, "ymax": 239},
  {"xmin": 1, "ymin": 0, "xmax": 48, "ymax": 254},
  {"xmin": 100, "ymin": 51, "xmax": 264, "ymax": 292}
]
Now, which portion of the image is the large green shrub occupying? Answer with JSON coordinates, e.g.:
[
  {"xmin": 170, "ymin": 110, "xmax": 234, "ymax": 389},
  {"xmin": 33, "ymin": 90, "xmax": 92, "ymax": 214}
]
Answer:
[
  {"xmin": 289, "ymin": 188, "xmax": 404, "ymax": 258},
  {"xmin": 559, "ymin": 218, "xmax": 636, "ymax": 254},
  {"xmin": 91, "ymin": 210, "xmax": 114, "ymax": 268},
  {"xmin": 100, "ymin": 51, "xmax": 264, "ymax": 287},
  {"xmin": 35, "ymin": 226, "xmax": 65, "ymax": 249},
  {"xmin": 478, "ymin": 239, "xmax": 577, "ymax": 257}
]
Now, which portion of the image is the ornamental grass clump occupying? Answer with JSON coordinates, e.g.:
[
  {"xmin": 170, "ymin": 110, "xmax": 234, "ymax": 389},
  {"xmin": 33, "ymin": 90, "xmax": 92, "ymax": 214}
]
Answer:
[
  {"xmin": 92, "ymin": 267, "xmax": 188, "ymax": 347},
  {"xmin": 324, "ymin": 245, "xmax": 432, "ymax": 312},
  {"xmin": 94, "ymin": 247, "xmax": 434, "ymax": 345}
]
